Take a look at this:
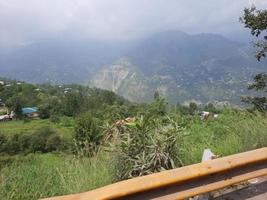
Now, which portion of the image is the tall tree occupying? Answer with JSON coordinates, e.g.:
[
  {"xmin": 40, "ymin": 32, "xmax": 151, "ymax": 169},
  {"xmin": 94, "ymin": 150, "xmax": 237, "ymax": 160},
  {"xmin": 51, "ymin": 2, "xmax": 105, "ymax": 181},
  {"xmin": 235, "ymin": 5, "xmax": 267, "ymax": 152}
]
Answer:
[
  {"xmin": 6, "ymin": 95, "xmax": 24, "ymax": 119},
  {"xmin": 240, "ymin": 6, "xmax": 267, "ymax": 112}
]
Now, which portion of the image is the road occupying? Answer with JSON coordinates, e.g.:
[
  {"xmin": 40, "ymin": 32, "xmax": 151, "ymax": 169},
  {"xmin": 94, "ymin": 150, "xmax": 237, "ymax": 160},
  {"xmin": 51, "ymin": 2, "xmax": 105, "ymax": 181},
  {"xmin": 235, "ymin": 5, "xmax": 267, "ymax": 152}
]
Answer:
[{"xmin": 212, "ymin": 176, "xmax": 267, "ymax": 200}]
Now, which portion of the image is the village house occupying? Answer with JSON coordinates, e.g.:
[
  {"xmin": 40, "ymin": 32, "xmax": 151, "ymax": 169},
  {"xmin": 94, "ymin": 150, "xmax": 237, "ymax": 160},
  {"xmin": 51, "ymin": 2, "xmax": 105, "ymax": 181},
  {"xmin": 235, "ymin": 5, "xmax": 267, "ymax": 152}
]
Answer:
[{"xmin": 22, "ymin": 107, "xmax": 39, "ymax": 118}]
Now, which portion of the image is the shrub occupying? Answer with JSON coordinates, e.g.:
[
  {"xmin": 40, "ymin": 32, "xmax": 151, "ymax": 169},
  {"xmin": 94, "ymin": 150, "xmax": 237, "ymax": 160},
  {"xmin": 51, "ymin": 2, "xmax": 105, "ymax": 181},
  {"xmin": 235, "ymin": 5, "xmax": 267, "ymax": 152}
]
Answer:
[
  {"xmin": 6, "ymin": 134, "xmax": 21, "ymax": 155},
  {"xmin": 0, "ymin": 133, "xmax": 8, "ymax": 153},
  {"xmin": 39, "ymin": 104, "xmax": 51, "ymax": 119},
  {"xmin": 50, "ymin": 115, "xmax": 61, "ymax": 123},
  {"xmin": 110, "ymin": 115, "xmax": 183, "ymax": 180},
  {"xmin": 0, "ymin": 126, "xmax": 65, "ymax": 155},
  {"xmin": 23, "ymin": 118, "xmax": 30, "ymax": 123},
  {"xmin": 74, "ymin": 113, "xmax": 102, "ymax": 156},
  {"xmin": 18, "ymin": 134, "xmax": 31, "ymax": 153},
  {"xmin": 60, "ymin": 116, "xmax": 74, "ymax": 127},
  {"xmin": 29, "ymin": 126, "xmax": 55, "ymax": 153},
  {"xmin": 46, "ymin": 134, "xmax": 62, "ymax": 152}
]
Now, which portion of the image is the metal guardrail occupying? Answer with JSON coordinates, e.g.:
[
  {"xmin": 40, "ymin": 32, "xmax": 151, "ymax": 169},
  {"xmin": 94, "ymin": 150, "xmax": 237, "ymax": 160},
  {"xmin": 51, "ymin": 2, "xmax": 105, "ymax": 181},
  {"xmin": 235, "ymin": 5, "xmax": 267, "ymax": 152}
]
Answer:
[{"xmin": 42, "ymin": 147, "xmax": 267, "ymax": 200}]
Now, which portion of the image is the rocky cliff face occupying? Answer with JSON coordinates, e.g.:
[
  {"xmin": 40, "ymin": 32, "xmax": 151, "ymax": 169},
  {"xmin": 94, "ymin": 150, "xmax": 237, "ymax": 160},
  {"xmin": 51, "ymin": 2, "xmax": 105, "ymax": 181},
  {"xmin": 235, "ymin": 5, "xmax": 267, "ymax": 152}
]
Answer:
[
  {"xmin": 90, "ymin": 60, "xmax": 152, "ymax": 102},
  {"xmin": 91, "ymin": 65, "xmax": 130, "ymax": 92}
]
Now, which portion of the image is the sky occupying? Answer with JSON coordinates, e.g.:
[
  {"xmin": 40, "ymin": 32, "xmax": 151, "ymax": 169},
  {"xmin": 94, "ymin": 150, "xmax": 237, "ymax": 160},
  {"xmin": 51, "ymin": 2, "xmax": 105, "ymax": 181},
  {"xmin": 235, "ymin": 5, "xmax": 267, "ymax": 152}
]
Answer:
[{"xmin": 0, "ymin": 0, "xmax": 267, "ymax": 48}]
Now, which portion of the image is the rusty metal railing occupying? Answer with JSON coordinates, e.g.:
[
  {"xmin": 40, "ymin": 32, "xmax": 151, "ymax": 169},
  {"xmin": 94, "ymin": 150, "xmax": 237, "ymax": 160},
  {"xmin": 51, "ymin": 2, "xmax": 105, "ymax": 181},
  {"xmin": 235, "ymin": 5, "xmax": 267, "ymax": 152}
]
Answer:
[{"xmin": 41, "ymin": 147, "xmax": 267, "ymax": 200}]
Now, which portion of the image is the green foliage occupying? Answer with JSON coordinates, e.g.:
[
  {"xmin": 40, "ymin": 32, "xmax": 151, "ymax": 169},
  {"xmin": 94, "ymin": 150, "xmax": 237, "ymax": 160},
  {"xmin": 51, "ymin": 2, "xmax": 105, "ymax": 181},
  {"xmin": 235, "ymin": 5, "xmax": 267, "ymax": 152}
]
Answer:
[
  {"xmin": 1, "ymin": 78, "xmax": 267, "ymax": 199},
  {"xmin": 0, "ymin": 153, "xmax": 116, "ymax": 200},
  {"xmin": 6, "ymin": 95, "xmax": 24, "ymax": 118},
  {"xmin": 240, "ymin": 6, "xmax": 267, "ymax": 60},
  {"xmin": 30, "ymin": 126, "xmax": 56, "ymax": 153},
  {"xmin": 176, "ymin": 103, "xmax": 191, "ymax": 115},
  {"xmin": 153, "ymin": 90, "xmax": 160, "ymax": 100},
  {"xmin": 0, "ymin": 119, "xmax": 73, "ymax": 138},
  {"xmin": 108, "ymin": 114, "xmax": 183, "ymax": 180},
  {"xmin": 204, "ymin": 103, "xmax": 218, "ymax": 113},
  {"xmin": 147, "ymin": 97, "xmax": 168, "ymax": 116},
  {"xmin": 189, "ymin": 102, "xmax": 198, "ymax": 114},
  {"xmin": 0, "ymin": 126, "xmax": 64, "ymax": 155},
  {"xmin": 60, "ymin": 116, "xmax": 75, "ymax": 127},
  {"xmin": 74, "ymin": 113, "xmax": 102, "ymax": 156},
  {"xmin": 0, "ymin": 82, "xmax": 128, "ymax": 121},
  {"xmin": 39, "ymin": 104, "xmax": 51, "ymax": 119},
  {"xmin": 248, "ymin": 73, "xmax": 267, "ymax": 91},
  {"xmin": 63, "ymin": 92, "xmax": 84, "ymax": 116},
  {"xmin": 178, "ymin": 109, "xmax": 267, "ymax": 165},
  {"xmin": 50, "ymin": 115, "xmax": 61, "ymax": 123},
  {"xmin": 0, "ymin": 107, "xmax": 267, "ymax": 199},
  {"xmin": 242, "ymin": 95, "xmax": 266, "ymax": 112},
  {"xmin": 240, "ymin": 6, "xmax": 267, "ymax": 112},
  {"xmin": 46, "ymin": 134, "xmax": 62, "ymax": 152}
]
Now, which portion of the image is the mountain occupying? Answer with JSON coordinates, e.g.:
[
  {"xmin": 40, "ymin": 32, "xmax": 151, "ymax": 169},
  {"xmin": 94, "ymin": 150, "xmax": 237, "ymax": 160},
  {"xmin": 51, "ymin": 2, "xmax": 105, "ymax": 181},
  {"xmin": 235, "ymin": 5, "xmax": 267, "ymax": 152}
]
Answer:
[
  {"xmin": 90, "ymin": 31, "xmax": 266, "ymax": 104},
  {"xmin": 0, "ymin": 31, "xmax": 266, "ymax": 105},
  {"xmin": 0, "ymin": 39, "xmax": 131, "ymax": 84}
]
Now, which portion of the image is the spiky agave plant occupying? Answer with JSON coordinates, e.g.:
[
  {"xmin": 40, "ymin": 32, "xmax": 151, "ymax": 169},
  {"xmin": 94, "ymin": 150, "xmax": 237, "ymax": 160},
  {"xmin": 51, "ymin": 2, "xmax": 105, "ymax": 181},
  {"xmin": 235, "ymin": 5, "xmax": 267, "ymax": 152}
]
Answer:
[{"xmin": 115, "ymin": 114, "xmax": 184, "ymax": 180}]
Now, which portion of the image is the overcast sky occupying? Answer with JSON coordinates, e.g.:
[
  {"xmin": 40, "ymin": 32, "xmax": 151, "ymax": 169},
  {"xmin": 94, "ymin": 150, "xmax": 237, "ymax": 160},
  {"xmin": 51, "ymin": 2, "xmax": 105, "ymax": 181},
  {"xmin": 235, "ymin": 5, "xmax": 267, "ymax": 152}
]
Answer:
[{"xmin": 0, "ymin": 0, "xmax": 267, "ymax": 48}]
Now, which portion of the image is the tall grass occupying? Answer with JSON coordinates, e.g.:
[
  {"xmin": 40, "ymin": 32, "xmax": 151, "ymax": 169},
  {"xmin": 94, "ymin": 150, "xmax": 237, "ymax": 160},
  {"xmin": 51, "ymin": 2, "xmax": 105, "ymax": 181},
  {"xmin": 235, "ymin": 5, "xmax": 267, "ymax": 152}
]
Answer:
[
  {"xmin": 0, "ymin": 152, "xmax": 116, "ymax": 200},
  {"xmin": 178, "ymin": 109, "xmax": 267, "ymax": 165},
  {"xmin": 0, "ymin": 119, "xmax": 73, "ymax": 138},
  {"xmin": 0, "ymin": 109, "xmax": 266, "ymax": 199}
]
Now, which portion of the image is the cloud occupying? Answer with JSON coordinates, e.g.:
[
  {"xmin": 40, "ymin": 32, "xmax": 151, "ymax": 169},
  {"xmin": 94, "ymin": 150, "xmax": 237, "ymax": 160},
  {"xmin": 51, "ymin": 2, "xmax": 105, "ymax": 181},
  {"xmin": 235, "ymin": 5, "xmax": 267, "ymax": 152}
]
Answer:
[{"xmin": 0, "ymin": 0, "xmax": 266, "ymax": 47}]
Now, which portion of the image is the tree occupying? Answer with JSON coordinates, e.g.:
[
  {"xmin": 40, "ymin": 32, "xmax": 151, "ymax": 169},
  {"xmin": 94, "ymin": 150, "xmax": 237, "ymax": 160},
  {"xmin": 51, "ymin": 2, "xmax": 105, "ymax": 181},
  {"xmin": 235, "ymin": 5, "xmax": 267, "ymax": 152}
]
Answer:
[
  {"xmin": 240, "ymin": 6, "xmax": 267, "ymax": 61},
  {"xmin": 153, "ymin": 91, "xmax": 160, "ymax": 100},
  {"xmin": 189, "ymin": 102, "xmax": 198, "ymax": 115},
  {"xmin": 63, "ymin": 92, "xmax": 84, "ymax": 116},
  {"xmin": 149, "ymin": 97, "xmax": 167, "ymax": 116},
  {"xmin": 0, "ymin": 84, "xmax": 4, "ymax": 93},
  {"xmin": 6, "ymin": 95, "xmax": 24, "ymax": 119},
  {"xmin": 204, "ymin": 103, "xmax": 217, "ymax": 113},
  {"xmin": 240, "ymin": 6, "xmax": 267, "ymax": 112}
]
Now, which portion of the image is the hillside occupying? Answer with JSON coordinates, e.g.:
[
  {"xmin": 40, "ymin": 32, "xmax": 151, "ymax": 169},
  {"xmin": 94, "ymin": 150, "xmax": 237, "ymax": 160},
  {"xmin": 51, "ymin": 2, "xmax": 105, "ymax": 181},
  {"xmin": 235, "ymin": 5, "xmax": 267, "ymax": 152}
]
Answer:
[
  {"xmin": 90, "ymin": 31, "xmax": 266, "ymax": 104},
  {"xmin": 0, "ymin": 39, "xmax": 130, "ymax": 84},
  {"xmin": 0, "ymin": 31, "xmax": 266, "ymax": 105}
]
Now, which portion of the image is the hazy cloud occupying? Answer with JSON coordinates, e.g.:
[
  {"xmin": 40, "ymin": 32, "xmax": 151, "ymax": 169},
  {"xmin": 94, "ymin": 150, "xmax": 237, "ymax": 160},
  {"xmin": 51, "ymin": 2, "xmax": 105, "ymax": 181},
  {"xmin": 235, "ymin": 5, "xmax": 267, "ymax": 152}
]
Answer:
[{"xmin": 0, "ymin": 0, "xmax": 267, "ymax": 47}]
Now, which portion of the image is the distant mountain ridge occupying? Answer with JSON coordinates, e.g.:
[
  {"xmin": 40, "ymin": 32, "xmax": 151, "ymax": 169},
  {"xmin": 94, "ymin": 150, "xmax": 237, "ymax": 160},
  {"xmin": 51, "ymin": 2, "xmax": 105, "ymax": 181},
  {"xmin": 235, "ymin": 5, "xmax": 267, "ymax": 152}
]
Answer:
[
  {"xmin": 0, "ymin": 39, "xmax": 131, "ymax": 83},
  {"xmin": 90, "ymin": 31, "xmax": 266, "ymax": 104},
  {"xmin": 0, "ymin": 31, "xmax": 266, "ymax": 104}
]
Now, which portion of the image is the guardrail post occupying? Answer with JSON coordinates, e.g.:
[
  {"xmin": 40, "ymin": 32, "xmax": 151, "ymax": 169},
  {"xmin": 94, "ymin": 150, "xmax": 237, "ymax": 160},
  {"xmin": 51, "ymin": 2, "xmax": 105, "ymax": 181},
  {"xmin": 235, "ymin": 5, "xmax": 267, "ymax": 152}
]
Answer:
[{"xmin": 196, "ymin": 149, "xmax": 215, "ymax": 200}]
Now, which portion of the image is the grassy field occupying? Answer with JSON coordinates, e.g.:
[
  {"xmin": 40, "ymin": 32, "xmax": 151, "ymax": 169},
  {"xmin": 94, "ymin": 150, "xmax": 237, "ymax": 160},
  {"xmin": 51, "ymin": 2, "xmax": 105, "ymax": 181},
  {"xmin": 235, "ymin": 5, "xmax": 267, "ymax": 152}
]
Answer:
[
  {"xmin": 0, "ymin": 109, "xmax": 267, "ymax": 200},
  {"xmin": 178, "ymin": 109, "xmax": 267, "ymax": 165},
  {"xmin": 0, "ymin": 118, "xmax": 74, "ymax": 139},
  {"xmin": 0, "ymin": 152, "xmax": 117, "ymax": 200}
]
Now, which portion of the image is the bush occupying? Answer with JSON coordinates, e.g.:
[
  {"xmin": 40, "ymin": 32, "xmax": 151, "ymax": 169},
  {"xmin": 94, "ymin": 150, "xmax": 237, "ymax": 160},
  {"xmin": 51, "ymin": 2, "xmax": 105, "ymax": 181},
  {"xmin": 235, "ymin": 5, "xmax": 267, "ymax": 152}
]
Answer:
[
  {"xmin": 0, "ymin": 133, "xmax": 8, "ymax": 153},
  {"xmin": 39, "ymin": 104, "xmax": 51, "ymax": 119},
  {"xmin": 60, "ymin": 116, "xmax": 74, "ymax": 127},
  {"xmin": 29, "ymin": 126, "xmax": 55, "ymax": 153},
  {"xmin": 0, "ymin": 126, "xmax": 64, "ymax": 155},
  {"xmin": 110, "ymin": 115, "xmax": 183, "ymax": 180},
  {"xmin": 5, "ymin": 134, "xmax": 21, "ymax": 155},
  {"xmin": 74, "ymin": 113, "xmax": 102, "ymax": 156},
  {"xmin": 50, "ymin": 115, "xmax": 61, "ymax": 123},
  {"xmin": 46, "ymin": 134, "xmax": 62, "ymax": 152},
  {"xmin": 18, "ymin": 134, "xmax": 31, "ymax": 153}
]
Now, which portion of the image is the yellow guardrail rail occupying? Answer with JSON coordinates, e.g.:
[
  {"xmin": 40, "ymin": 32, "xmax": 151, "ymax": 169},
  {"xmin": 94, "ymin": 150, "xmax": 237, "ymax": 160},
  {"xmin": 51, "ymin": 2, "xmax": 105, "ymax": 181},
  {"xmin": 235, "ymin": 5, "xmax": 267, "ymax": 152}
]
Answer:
[{"xmin": 42, "ymin": 147, "xmax": 267, "ymax": 200}]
